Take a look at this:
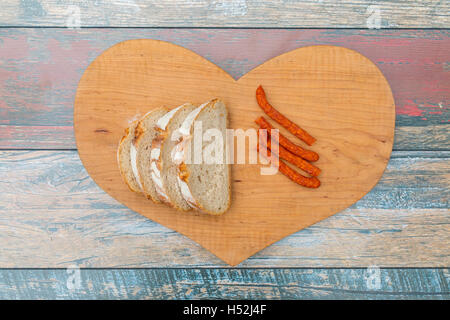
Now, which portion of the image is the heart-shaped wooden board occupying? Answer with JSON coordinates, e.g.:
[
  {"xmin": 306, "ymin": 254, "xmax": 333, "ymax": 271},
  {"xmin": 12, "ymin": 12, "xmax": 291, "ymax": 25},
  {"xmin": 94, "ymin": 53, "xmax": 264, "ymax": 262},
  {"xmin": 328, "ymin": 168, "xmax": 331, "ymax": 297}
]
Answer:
[{"xmin": 74, "ymin": 40, "xmax": 395, "ymax": 266}]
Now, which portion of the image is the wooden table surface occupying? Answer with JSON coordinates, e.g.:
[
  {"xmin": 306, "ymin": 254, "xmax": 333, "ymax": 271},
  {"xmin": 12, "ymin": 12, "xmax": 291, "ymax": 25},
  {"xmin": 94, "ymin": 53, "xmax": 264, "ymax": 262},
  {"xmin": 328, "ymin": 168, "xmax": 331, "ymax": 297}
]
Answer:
[{"xmin": 0, "ymin": 0, "xmax": 448, "ymax": 299}]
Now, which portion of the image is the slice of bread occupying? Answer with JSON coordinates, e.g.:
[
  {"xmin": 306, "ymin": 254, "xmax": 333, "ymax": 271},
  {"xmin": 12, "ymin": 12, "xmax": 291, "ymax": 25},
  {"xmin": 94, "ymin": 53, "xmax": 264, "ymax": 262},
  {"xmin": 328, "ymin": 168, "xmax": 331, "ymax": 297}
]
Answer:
[
  {"xmin": 175, "ymin": 99, "xmax": 231, "ymax": 215},
  {"xmin": 117, "ymin": 120, "xmax": 142, "ymax": 194},
  {"xmin": 150, "ymin": 103, "xmax": 194, "ymax": 207},
  {"xmin": 161, "ymin": 103, "xmax": 198, "ymax": 211},
  {"xmin": 133, "ymin": 107, "xmax": 169, "ymax": 203}
]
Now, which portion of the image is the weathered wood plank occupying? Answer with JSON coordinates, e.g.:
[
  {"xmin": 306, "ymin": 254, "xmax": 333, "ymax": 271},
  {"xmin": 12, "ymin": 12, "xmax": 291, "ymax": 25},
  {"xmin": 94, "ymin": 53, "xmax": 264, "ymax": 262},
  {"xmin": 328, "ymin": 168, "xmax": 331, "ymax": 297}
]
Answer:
[
  {"xmin": 0, "ymin": 125, "xmax": 74, "ymax": 149},
  {"xmin": 0, "ymin": 268, "xmax": 448, "ymax": 299},
  {"xmin": 0, "ymin": 150, "xmax": 447, "ymax": 267},
  {"xmin": 394, "ymin": 124, "xmax": 449, "ymax": 152},
  {"xmin": 0, "ymin": 29, "xmax": 448, "ymax": 150},
  {"xmin": 2, "ymin": 0, "xmax": 449, "ymax": 28}
]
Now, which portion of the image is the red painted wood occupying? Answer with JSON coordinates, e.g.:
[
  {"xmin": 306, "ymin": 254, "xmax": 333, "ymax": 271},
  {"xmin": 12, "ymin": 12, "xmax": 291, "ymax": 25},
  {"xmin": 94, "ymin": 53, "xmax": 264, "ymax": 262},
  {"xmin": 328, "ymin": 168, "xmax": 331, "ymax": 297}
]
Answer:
[{"xmin": 0, "ymin": 29, "xmax": 448, "ymax": 149}]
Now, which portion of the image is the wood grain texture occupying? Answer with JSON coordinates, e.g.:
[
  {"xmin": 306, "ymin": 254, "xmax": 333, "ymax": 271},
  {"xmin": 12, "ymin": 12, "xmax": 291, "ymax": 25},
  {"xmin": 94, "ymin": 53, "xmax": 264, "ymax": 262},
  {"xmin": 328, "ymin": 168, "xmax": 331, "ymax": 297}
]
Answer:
[
  {"xmin": 2, "ymin": 0, "xmax": 449, "ymax": 28},
  {"xmin": 0, "ymin": 125, "xmax": 74, "ymax": 149},
  {"xmin": 0, "ymin": 29, "xmax": 448, "ymax": 150},
  {"xmin": 0, "ymin": 150, "xmax": 447, "ymax": 267},
  {"xmin": 0, "ymin": 268, "xmax": 448, "ymax": 299},
  {"xmin": 74, "ymin": 40, "xmax": 396, "ymax": 265}
]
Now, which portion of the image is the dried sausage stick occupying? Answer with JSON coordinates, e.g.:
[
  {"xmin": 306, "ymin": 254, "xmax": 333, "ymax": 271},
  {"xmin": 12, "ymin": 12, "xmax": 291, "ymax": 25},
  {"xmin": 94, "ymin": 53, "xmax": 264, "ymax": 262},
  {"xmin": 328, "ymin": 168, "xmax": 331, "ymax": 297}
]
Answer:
[
  {"xmin": 255, "ymin": 116, "xmax": 319, "ymax": 162},
  {"xmin": 265, "ymin": 135, "xmax": 321, "ymax": 177},
  {"xmin": 256, "ymin": 85, "xmax": 316, "ymax": 146},
  {"xmin": 258, "ymin": 140, "xmax": 321, "ymax": 189}
]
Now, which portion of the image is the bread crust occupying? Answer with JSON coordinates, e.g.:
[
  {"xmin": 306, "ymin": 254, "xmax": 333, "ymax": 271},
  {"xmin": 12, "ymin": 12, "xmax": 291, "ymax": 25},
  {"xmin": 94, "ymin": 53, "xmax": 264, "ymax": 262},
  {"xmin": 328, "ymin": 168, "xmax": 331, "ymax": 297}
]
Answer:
[
  {"xmin": 150, "ymin": 104, "xmax": 195, "ymax": 210},
  {"xmin": 151, "ymin": 131, "xmax": 174, "ymax": 206},
  {"xmin": 133, "ymin": 107, "xmax": 169, "ymax": 203},
  {"xmin": 117, "ymin": 120, "xmax": 142, "ymax": 194}
]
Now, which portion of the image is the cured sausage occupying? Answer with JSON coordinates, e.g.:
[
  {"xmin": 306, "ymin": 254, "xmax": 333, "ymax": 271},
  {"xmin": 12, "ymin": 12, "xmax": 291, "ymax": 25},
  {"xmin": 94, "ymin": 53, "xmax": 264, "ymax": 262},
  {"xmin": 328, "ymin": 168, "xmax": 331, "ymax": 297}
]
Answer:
[
  {"xmin": 256, "ymin": 85, "xmax": 316, "ymax": 146},
  {"xmin": 255, "ymin": 116, "xmax": 319, "ymax": 162},
  {"xmin": 258, "ymin": 138, "xmax": 321, "ymax": 189},
  {"xmin": 264, "ymin": 134, "xmax": 321, "ymax": 177}
]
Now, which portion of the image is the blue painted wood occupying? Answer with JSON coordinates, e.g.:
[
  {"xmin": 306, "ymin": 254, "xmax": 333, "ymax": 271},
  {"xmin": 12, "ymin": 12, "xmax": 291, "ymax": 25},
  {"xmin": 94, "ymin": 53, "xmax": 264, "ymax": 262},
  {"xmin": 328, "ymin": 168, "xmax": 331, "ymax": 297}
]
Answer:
[
  {"xmin": 1, "ymin": 0, "xmax": 449, "ymax": 28},
  {"xmin": 0, "ymin": 268, "xmax": 448, "ymax": 299}
]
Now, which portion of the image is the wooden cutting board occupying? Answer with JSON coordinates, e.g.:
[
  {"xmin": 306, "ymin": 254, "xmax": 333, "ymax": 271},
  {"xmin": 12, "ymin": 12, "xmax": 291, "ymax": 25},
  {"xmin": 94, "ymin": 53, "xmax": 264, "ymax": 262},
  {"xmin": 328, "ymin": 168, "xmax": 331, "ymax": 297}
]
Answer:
[{"xmin": 74, "ymin": 40, "xmax": 395, "ymax": 266}]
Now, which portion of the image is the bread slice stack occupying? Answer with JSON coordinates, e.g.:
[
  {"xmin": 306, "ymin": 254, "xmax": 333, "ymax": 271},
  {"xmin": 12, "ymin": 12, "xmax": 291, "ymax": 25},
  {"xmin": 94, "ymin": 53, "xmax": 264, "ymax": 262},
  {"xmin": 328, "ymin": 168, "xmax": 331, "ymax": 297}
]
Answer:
[{"xmin": 117, "ymin": 99, "xmax": 231, "ymax": 215}]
